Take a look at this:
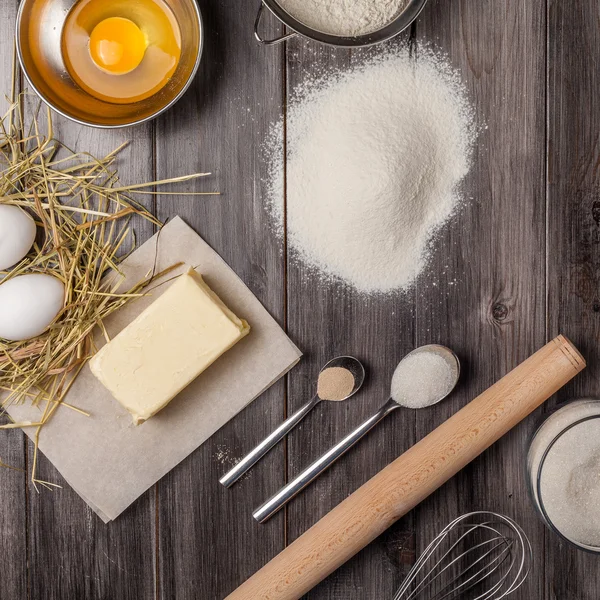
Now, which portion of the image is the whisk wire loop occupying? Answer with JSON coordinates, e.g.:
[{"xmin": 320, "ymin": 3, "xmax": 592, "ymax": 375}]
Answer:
[
  {"xmin": 431, "ymin": 537, "xmax": 513, "ymax": 600},
  {"xmin": 412, "ymin": 535, "xmax": 503, "ymax": 600},
  {"xmin": 393, "ymin": 512, "xmax": 532, "ymax": 600}
]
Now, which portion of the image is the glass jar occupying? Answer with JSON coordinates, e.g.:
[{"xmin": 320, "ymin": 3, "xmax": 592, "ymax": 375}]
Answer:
[{"xmin": 526, "ymin": 399, "xmax": 600, "ymax": 553}]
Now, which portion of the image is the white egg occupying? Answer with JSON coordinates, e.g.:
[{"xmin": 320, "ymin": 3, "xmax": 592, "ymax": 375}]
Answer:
[
  {"xmin": 0, "ymin": 274, "xmax": 65, "ymax": 341},
  {"xmin": 0, "ymin": 205, "xmax": 37, "ymax": 271}
]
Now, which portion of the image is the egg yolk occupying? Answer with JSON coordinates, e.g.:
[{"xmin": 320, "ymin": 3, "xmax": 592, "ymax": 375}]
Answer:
[{"xmin": 89, "ymin": 17, "xmax": 147, "ymax": 75}]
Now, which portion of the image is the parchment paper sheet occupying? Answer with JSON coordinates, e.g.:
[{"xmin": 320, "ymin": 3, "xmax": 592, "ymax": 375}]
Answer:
[{"xmin": 7, "ymin": 217, "xmax": 301, "ymax": 522}]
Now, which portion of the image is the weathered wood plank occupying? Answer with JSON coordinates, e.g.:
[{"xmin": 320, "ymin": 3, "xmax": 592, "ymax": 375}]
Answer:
[
  {"xmin": 284, "ymin": 35, "xmax": 417, "ymax": 599},
  {"xmin": 546, "ymin": 0, "xmax": 600, "ymax": 597},
  {"xmin": 154, "ymin": 2, "xmax": 286, "ymax": 598},
  {"xmin": 414, "ymin": 1, "xmax": 547, "ymax": 598},
  {"xmin": 22, "ymin": 72, "xmax": 157, "ymax": 600},
  {"xmin": 5, "ymin": 0, "xmax": 600, "ymax": 598},
  {"xmin": 0, "ymin": 4, "xmax": 28, "ymax": 599}
]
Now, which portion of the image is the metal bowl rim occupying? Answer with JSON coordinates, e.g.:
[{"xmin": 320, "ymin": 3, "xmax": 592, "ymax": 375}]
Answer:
[
  {"xmin": 260, "ymin": 0, "xmax": 429, "ymax": 48},
  {"xmin": 15, "ymin": 0, "xmax": 204, "ymax": 129}
]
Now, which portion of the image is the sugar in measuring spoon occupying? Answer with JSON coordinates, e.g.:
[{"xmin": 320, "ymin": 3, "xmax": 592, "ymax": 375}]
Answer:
[
  {"xmin": 391, "ymin": 345, "xmax": 459, "ymax": 408},
  {"xmin": 253, "ymin": 345, "xmax": 460, "ymax": 523},
  {"xmin": 220, "ymin": 356, "xmax": 365, "ymax": 488}
]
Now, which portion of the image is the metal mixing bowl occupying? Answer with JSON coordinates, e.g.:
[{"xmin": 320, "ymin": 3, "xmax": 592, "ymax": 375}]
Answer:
[
  {"xmin": 255, "ymin": 0, "xmax": 429, "ymax": 47},
  {"xmin": 16, "ymin": 0, "xmax": 202, "ymax": 128}
]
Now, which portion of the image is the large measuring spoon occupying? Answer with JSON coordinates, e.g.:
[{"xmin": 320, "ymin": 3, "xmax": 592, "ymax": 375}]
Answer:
[
  {"xmin": 253, "ymin": 345, "xmax": 460, "ymax": 523},
  {"xmin": 220, "ymin": 356, "xmax": 365, "ymax": 488}
]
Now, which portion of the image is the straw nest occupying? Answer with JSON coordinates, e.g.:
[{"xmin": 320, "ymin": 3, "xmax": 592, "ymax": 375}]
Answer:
[{"xmin": 0, "ymin": 94, "xmax": 213, "ymax": 488}]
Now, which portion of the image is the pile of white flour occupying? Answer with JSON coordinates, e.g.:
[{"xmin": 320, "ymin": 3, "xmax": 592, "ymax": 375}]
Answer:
[
  {"xmin": 265, "ymin": 49, "xmax": 476, "ymax": 295},
  {"xmin": 277, "ymin": 0, "xmax": 409, "ymax": 37}
]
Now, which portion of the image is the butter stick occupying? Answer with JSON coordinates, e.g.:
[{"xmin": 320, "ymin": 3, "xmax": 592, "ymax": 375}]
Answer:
[{"xmin": 90, "ymin": 268, "xmax": 250, "ymax": 424}]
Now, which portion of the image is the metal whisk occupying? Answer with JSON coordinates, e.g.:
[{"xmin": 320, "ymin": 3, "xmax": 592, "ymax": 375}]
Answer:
[{"xmin": 393, "ymin": 511, "xmax": 532, "ymax": 600}]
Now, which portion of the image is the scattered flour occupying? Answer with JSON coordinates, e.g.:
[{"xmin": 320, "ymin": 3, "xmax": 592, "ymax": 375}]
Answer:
[
  {"xmin": 214, "ymin": 445, "xmax": 233, "ymax": 465},
  {"xmin": 265, "ymin": 49, "xmax": 476, "ymax": 295},
  {"xmin": 277, "ymin": 0, "xmax": 409, "ymax": 37}
]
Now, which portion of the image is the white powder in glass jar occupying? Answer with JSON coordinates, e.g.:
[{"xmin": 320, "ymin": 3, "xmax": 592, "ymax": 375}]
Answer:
[
  {"xmin": 537, "ymin": 417, "xmax": 600, "ymax": 547},
  {"xmin": 265, "ymin": 49, "xmax": 476, "ymax": 295},
  {"xmin": 277, "ymin": 0, "xmax": 410, "ymax": 37}
]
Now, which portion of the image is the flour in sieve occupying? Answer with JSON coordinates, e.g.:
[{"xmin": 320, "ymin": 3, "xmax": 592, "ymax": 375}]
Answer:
[
  {"xmin": 277, "ymin": 0, "xmax": 410, "ymax": 37},
  {"xmin": 265, "ymin": 49, "xmax": 476, "ymax": 295}
]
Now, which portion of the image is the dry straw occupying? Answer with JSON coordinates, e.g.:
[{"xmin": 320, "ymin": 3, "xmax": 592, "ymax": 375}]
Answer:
[{"xmin": 0, "ymin": 93, "xmax": 214, "ymax": 489}]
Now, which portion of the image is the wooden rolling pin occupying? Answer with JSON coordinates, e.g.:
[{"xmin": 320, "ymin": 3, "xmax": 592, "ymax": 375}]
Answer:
[{"xmin": 226, "ymin": 335, "xmax": 585, "ymax": 600}]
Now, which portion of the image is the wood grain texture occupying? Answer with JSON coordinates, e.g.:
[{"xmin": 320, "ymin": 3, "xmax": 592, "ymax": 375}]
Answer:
[
  {"xmin": 2, "ymin": 0, "xmax": 600, "ymax": 598},
  {"xmin": 284, "ymin": 34, "xmax": 418, "ymax": 600},
  {"xmin": 24, "ymin": 111, "xmax": 158, "ymax": 600},
  {"xmin": 0, "ymin": 4, "xmax": 27, "ymax": 600},
  {"xmin": 546, "ymin": 0, "xmax": 600, "ymax": 597},
  {"xmin": 154, "ymin": 2, "xmax": 287, "ymax": 599},
  {"xmin": 12, "ymin": 11, "xmax": 158, "ymax": 596},
  {"xmin": 414, "ymin": 2, "xmax": 549, "ymax": 599}
]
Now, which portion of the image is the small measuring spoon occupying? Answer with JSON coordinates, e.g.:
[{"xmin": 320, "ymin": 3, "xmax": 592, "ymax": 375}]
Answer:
[
  {"xmin": 253, "ymin": 345, "xmax": 460, "ymax": 523},
  {"xmin": 219, "ymin": 356, "xmax": 365, "ymax": 488}
]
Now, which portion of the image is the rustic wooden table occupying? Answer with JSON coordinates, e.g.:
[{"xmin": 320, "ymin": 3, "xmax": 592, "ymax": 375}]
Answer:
[{"xmin": 1, "ymin": 0, "xmax": 599, "ymax": 598}]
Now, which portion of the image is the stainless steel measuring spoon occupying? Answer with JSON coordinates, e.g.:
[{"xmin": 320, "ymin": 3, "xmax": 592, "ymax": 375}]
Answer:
[
  {"xmin": 220, "ymin": 356, "xmax": 365, "ymax": 488},
  {"xmin": 253, "ymin": 345, "xmax": 460, "ymax": 523}
]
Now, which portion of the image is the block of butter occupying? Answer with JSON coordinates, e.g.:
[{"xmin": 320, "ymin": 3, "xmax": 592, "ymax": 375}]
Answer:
[{"xmin": 90, "ymin": 268, "xmax": 250, "ymax": 425}]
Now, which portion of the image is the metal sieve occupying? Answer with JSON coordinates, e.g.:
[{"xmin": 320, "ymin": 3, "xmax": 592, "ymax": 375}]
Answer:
[{"xmin": 254, "ymin": 0, "xmax": 429, "ymax": 47}]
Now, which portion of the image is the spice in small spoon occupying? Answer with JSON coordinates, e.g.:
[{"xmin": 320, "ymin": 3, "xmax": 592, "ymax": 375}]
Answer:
[
  {"xmin": 317, "ymin": 366, "xmax": 355, "ymax": 401},
  {"xmin": 220, "ymin": 356, "xmax": 365, "ymax": 488}
]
